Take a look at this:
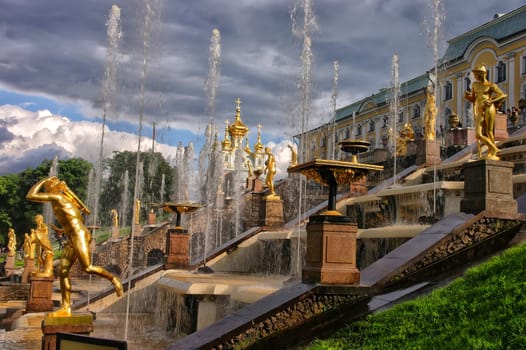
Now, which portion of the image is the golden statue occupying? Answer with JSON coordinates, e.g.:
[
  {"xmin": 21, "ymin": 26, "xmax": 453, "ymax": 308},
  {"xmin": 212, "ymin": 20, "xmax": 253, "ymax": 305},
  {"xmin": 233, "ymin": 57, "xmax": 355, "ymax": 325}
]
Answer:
[
  {"xmin": 424, "ymin": 86, "xmax": 437, "ymax": 140},
  {"xmin": 134, "ymin": 199, "xmax": 140, "ymax": 225},
  {"xmin": 7, "ymin": 228, "xmax": 16, "ymax": 257},
  {"xmin": 246, "ymin": 159, "xmax": 254, "ymax": 178},
  {"xmin": 287, "ymin": 144, "xmax": 298, "ymax": 167},
  {"xmin": 23, "ymin": 233, "xmax": 34, "ymax": 259},
  {"xmin": 396, "ymin": 123, "xmax": 415, "ymax": 157},
  {"xmin": 464, "ymin": 64, "xmax": 507, "ymax": 160},
  {"xmin": 264, "ymin": 147, "xmax": 277, "ymax": 198},
  {"xmin": 111, "ymin": 209, "xmax": 119, "ymax": 228},
  {"xmin": 26, "ymin": 176, "xmax": 123, "ymax": 317},
  {"xmin": 32, "ymin": 214, "xmax": 54, "ymax": 278}
]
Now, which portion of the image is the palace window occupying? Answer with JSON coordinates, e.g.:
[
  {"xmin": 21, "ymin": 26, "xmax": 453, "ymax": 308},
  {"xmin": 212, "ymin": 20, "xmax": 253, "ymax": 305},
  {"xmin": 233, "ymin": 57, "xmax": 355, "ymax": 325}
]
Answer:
[
  {"xmin": 345, "ymin": 127, "xmax": 350, "ymax": 139},
  {"xmin": 496, "ymin": 61, "xmax": 506, "ymax": 82},
  {"xmin": 444, "ymin": 81, "xmax": 452, "ymax": 101},
  {"xmin": 465, "ymin": 76, "xmax": 471, "ymax": 90},
  {"xmin": 412, "ymin": 105, "xmax": 421, "ymax": 119},
  {"xmin": 382, "ymin": 115, "xmax": 388, "ymax": 128},
  {"xmin": 356, "ymin": 124, "xmax": 362, "ymax": 136},
  {"xmin": 369, "ymin": 120, "xmax": 375, "ymax": 132},
  {"xmin": 522, "ymin": 55, "xmax": 526, "ymax": 75},
  {"xmin": 398, "ymin": 111, "xmax": 404, "ymax": 123}
]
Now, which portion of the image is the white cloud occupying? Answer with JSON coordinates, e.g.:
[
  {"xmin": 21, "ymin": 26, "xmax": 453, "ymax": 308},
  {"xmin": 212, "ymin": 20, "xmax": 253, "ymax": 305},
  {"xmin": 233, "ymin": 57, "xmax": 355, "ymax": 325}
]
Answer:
[
  {"xmin": 267, "ymin": 139, "xmax": 296, "ymax": 180},
  {"xmin": 0, "ymin": 105, "xmax": 180, "ymax": 174}
]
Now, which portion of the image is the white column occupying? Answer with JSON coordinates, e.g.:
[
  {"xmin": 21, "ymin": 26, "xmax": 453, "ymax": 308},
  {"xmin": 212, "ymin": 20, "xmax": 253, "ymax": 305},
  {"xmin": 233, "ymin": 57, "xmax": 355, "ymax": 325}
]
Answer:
[{"xmin": 508, "ymin": 53, "xmax": 516, "ymax": 107}]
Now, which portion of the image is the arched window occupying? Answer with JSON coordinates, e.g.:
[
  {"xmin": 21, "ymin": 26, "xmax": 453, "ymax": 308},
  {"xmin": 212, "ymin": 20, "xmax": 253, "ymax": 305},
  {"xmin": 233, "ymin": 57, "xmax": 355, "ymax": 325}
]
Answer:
[
  {"xmin": 345, "ymin": 127, "xmax": 350, "ymax": 139},
  {"xmin": 496, "ymin": 61, "xmax": 506, "ymax": 82},
  {"xmin": 383, "ymin": 115, "xmax": 388, "ymax": 128},
  {"xmin": 356, "ymin": 124, "xmax": 362, "ymax": 136},
  {"xmin": 412, "ymin": 105, "xmax": 421, "ymax": 119},
  {"xmin": 464, "ymin": 102, "xmax": 473, "ymax": 127},
  {"xmin": 369, "ymin": 120, "xmax": 375, "ymax": 132},
  {"xmin": 465, "ymin": 76, "xmax": 471, "ymax": 90},
  {"xmin": 444, "ymin": 81, "xmax": 452, "ymax": 100},
  {"xmin": 398, "ymin": 111, "xmax": 404, "ymax": 123}
]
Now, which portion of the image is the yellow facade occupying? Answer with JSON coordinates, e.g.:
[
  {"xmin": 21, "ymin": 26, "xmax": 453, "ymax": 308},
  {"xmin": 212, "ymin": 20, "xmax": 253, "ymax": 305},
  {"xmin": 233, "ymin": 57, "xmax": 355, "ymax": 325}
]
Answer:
[{"xmin": 300, "ymin": 6, "xmax": 526, "ymax": 162}]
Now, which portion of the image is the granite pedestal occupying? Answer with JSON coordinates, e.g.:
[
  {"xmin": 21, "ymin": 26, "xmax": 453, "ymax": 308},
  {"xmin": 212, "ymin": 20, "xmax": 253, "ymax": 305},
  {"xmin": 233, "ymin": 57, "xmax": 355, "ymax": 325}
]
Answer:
[
  {"xmin": 416, "ymin": 139, "xmax": 441, "ymax": 166},
  {"xmin": 302, "ymin": 215, "xmax": 360, "ymax": 285},
  {"xmin": 165, "ymin": 228, "xmax": 190, "ymax": 269},
  {"xmin": 460, "ymin": 159, "xmax": 517, "ymax": 214},
  {"xmin": 26, "ymin": 276, "xmax": 54, "ymax": 313},
  {"xmin": 41, "ymin": 313, "xmax": 93, "ymax": 350},
  {"xmin": 264, "ymin": 197, "xmax": 284, "ymax": 227}
]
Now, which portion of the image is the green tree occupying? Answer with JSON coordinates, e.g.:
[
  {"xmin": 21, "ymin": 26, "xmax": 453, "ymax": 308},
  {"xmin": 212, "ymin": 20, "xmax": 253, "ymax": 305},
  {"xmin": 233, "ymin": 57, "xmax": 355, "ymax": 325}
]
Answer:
[
  {"xmin": 100, "ymin": 151, "xmax": 173, "ymax": 227},
  {"xmin": 56, "ymin": 158, "xmax": 92, "ymax": 201},
  {"xmin": 6, "ymin": 158, "xmax": 92, "ymax": 244},
  {"xmin": 0, "ymin": 174, "xmax": 19, "ymax": 245}
]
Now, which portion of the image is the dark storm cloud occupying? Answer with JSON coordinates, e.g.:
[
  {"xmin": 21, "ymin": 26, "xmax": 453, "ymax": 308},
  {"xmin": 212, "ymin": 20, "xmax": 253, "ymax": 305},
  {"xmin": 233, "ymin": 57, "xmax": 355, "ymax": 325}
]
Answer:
[
  {"xmin": 0, "ymin": 0, "xmax": 524, "ymax": 143},
  {"xmin": 0, "ymin": 125, "xmax": 15, "ymax": 143},
  {"xmin": 0, "ymin": 142, "xmax": 70, "ymax": 175}
]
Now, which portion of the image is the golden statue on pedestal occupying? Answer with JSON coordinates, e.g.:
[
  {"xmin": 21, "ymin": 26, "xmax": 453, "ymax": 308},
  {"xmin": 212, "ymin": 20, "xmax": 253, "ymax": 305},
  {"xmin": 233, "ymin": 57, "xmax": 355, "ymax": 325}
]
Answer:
[
  {"xmin": 424, "ymin": 86, "xmax": 437, "ymax": 140},
  {"xmin": 464, "ymin": 64, "xmax": 507, "ymax": 160},
  {"xmin": 7, "ymin": 228, "xmax": 16, "ymax": 257},
  {"xmin": 111, "ymin": 208, "xmax": 119, "ymax": 228},
  {"xmin": 31, "ymin": 214, "xmax": 54, "ymax": 278},
  {"xmin": 26, "ymin": 176, "xmax": 123, "ymax": 317},
  {"xmin": 264, "ymin": 146, "xmax": 278, "ymax": 199},
  {"xmin": 288, "ymin": 144, "xmax": 298, "ymax": 167}
]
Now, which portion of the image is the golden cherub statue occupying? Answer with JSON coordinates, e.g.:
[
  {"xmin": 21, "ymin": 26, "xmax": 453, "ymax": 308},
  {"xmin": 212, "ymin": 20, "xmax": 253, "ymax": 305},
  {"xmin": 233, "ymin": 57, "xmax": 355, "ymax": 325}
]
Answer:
[{"xmin": 26, "ymin": 176, "xmax": 123, "ymax": 317}]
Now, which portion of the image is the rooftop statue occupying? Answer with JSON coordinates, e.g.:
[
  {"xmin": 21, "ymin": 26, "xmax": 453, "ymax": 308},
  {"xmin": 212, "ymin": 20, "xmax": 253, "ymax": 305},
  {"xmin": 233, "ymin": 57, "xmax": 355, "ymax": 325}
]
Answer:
[
  {"xmin": 464, "ymin": 64, "xmax": 507, "ymax": 160},
  {"xmin": 26, "ymin": 176, "xmax": 123, "ymax": 317}
]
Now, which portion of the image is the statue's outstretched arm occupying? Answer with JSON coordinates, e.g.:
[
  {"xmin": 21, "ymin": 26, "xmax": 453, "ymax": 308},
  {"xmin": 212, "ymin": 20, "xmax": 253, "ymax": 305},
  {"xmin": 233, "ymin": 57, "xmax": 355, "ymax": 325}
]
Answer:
[{"xmin": 26, "ymin": 177, "xmax": 52, "ymax": 202}]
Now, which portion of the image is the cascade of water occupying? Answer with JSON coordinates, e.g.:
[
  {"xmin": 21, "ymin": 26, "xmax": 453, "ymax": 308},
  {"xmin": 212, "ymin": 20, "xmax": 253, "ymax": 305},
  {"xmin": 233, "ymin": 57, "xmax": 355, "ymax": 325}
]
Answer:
[
  {"xmin": 291, "ymin": 0, "xmax": 318, "ymax": 277},
  {"xmin": 331, "ymin": 60, "xmax": 340, "ymax": 160},
  {"xmin": 390, "ymin": 54, "xmax": 400, "ymax": 186}
]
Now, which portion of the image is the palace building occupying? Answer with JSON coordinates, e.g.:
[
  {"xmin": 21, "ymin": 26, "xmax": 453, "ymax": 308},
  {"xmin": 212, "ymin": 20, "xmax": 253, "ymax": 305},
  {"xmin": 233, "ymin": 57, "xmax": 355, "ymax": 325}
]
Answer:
[{"xmin": 299, "ymin": 5, "xmax": 526, "ymax": 164}]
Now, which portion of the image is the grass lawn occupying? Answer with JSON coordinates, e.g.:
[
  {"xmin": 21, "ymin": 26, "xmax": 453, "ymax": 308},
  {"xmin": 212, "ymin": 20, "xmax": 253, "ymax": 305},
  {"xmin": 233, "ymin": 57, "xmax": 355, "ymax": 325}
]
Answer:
[{"xmin": 305, "ymin": 243, "xmax": 526, "ymax": 350}]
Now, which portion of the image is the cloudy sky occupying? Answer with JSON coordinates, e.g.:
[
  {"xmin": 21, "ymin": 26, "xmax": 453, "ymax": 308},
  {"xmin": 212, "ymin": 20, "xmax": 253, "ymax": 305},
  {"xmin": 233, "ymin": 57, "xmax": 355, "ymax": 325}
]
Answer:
[{"xmin": 0, "ymin": 0, "xmax": 524, "ymax": 175}]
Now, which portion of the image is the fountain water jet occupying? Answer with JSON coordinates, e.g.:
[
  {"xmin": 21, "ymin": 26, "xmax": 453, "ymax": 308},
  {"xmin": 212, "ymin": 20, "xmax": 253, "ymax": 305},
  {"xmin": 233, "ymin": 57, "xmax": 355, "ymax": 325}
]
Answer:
[
  {"xmin": 125, "ymin": 0, "xmax": 162, "ymax": 341},
  {"xmin": 88, "ymin": 3, "xmax": 122, "ymax": 310},
  {"xmin": 330, "ymin": 60, "xmax": 340, "ymax": 160},
  {"xmin": 290, "ymin": 0, "xmax": 318, "ymax": 278},
  {"xmin": 390, "ymin": 53, "xmax": 400, "ymax": 186}
]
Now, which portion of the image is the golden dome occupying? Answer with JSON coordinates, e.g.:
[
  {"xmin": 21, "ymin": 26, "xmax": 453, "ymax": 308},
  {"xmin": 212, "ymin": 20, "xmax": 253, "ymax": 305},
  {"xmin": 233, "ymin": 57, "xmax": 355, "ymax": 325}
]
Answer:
[
  {"xmin": 254, "ymin": 123, "xmax": 264, "ymax": 153},
  {"xmin": 228, "ymin": 98, "xmax": 248, "ymax": 137},
  {"xmin": 221, "ymin": 121, "xmax": 232, "ymax": 151}
]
